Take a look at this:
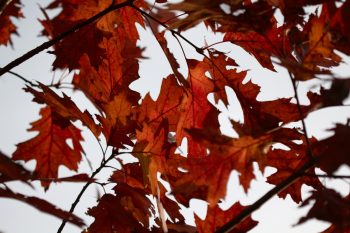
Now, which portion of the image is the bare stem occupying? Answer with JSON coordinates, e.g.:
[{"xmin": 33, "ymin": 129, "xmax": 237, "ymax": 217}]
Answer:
[{"xmin": 56, "ymin": 151, "xmax": 117, "ymax": 233}]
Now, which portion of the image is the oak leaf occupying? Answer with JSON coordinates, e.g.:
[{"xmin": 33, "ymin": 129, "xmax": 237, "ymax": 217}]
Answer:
[{"xmin": 13, "ymin": 107, "xmax": 83, "ymax": 188}]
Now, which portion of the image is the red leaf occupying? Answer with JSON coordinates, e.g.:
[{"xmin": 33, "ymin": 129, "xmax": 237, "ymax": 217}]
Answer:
[
  {"xmin": 195, "ymin": 54, "xmax": 321, "ymax": 136},
  {"xmin": 0, "ymin": 0, "xmax": 23, "ymax": 46},
  {"xmin": 131, "ymin": 76, "xmax": 183, "ymax": 194},
  {"xmin": 0, "ymin": 187, "xmax": 84, "ymax": 227},
  {"xmin": 95, "ymin": 90, "xmax": 138, "ymax": 148},
  {"xmin": 13, "ymin": 107, "xmax": 83, "ymax": 188},
  {"xmin": 40, "ymin": 0, "xmax": 109, "ymax": 70},
  {"xmin": 110, "ymin": 162, "xmax": 145, "ymax": 190},
  {"xmin": 176, "ymin": 59, "xmax": 219, "ymax": 157}
]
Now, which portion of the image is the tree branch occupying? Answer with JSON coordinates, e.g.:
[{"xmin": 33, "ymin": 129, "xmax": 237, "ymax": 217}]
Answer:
[
  {"xmin": 216, "ymin": 160, "xmax": 316, "ymax": 233},
  {"xmin": 0, "ymin": 0, "xmax": 135, "ymax": 77}
]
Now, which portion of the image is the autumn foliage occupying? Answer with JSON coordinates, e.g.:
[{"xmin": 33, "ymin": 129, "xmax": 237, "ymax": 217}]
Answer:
[{"xmin": 1, "ymin": 0, "xmax": 350, "ymax": 232}]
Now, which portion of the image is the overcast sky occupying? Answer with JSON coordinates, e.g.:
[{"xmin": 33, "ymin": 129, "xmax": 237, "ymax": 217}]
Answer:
[{"xmin": 0, "ymin": 1, "xmax": 349, "ymax": 233}]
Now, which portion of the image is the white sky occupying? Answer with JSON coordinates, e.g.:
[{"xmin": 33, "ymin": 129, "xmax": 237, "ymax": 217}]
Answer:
[{"xmin": 0, "ymin": 1, "xmax": 349, "ymax": 233}]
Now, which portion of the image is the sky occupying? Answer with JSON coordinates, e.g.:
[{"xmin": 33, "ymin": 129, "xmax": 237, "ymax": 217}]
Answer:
[{"xmin": 0, "ymin": 1, "xmax": 349, "ymax": 233}]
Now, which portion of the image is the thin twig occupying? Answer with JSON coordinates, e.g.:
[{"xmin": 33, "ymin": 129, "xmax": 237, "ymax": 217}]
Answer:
[
  {"xmin": 7, "ymin": 71, "xmax": 76, "ymax": 91},
  {"xmin": 303, "ymin": 173, "xmax": 350, "ymax": 179},
  {"xmin": 130, "ymin": 4, "xmax": 203, "ymax": 54},
  {"xmin": 0, "ymin": 0, "xmax": 135, "ymax": 77},
  {"xmin": 133, "ymin": 4, "xmax": 231, "ymax": 85},
  {"xmin": 56, "ymin": 151, "xmax": 118, "ymax": 233},
  {"xmin": 7, "ymin": 71, "xmax": 35, "ymax": 85},
  {"xmin": 288, "ymin": 71, "xmax": 314, "ymax": 160}
]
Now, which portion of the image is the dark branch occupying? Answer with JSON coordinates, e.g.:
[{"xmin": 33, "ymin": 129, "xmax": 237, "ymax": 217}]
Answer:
[
  {"xmin": 216, "ymin": 160, "xmax": 315, "ymax": 233},
  {"xmin": 0, "ymin": 0, "xmax": 135, "ymax": 77}
]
